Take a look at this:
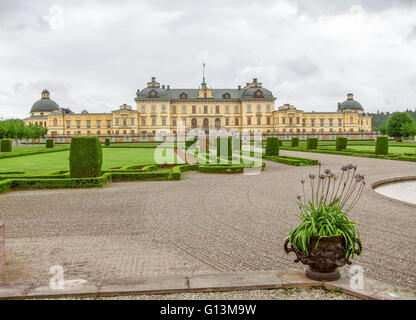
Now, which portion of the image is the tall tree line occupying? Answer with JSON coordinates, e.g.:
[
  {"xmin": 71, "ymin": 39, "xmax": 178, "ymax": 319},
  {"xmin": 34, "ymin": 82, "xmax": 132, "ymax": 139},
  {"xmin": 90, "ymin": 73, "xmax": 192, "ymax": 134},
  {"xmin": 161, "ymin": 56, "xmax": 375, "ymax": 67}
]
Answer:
[
  {"xmin": 0, "ymin": 119, "xmax": 48, "ymax": 140},
  {"xmin": 369, "ymin": 109, "xmax": 416, "ymax": 129}
]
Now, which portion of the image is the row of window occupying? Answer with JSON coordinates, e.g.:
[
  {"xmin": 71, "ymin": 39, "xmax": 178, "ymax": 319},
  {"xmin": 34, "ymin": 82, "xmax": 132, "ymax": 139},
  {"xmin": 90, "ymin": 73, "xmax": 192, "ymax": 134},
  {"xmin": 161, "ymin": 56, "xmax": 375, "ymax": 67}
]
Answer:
[
  {"xmin": 139, "ymin": 105, "xmax": 273, "ymax": 114},
  {"xmin": 277, "ymin": 117, "xmax": 369, "ymax": 126},
  {"xmin": 278, "ymin": 128, "xmax": 360, "ymax": 133}
]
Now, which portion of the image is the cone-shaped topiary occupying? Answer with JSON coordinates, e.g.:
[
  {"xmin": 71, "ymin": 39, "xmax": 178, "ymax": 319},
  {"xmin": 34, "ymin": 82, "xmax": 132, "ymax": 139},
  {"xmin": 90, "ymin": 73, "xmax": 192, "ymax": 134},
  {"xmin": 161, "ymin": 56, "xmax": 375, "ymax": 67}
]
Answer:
[
  {"xmin": 46, "ymin": 139, "xmax": 54, "ymax": 148},
  {"xmin": 265, "ymin": 137, "xmax": 279, "ymax": 156},
  {"xmin": 306, "ymin": 138, "xmax": 318, "ymax": 150},
  {"xmin": 70, "ymin": 136, "xmax": 103, "ymax": 178},
  {"xmin": 375, "ymin": 136, "xmax": 389, "ymax": 155},
  {"xmin": 0, "ymin": 139, "xmax": 12, "ymax": 152}
]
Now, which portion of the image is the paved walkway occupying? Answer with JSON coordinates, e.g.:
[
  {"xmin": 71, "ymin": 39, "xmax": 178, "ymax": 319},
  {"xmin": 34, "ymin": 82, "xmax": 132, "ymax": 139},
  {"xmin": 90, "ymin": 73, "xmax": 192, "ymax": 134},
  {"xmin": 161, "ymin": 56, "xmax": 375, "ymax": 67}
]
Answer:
[{"xmin": 0, "ymin": 150, "xmax": 415, "ymax": 290}]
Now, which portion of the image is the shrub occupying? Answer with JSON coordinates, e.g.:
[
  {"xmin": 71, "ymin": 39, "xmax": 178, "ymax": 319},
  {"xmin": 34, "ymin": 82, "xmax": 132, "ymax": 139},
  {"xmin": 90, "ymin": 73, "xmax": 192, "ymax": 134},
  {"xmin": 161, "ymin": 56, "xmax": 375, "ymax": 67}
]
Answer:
[
  {"xmin": 375, "ymin": 136, "xmax": 389, "ymax": 155},
  {"xmin": 46, "ymin": 139, "xmax": 54, "ymax": 148},
  {"xmin": 69, "ymin": 136, "xmax": 103, "ymax": 178},
  {"xmin": 291, "ymin": 138, "xmax": 299, "ymax": 147},
  {"xmin": 336, "ymin": 137, "xmax": 348, "ymax": 151},
  {"xmin": 0, "ymin": 139, "xmax": 12, "ymax": 152},
  {"xmin": 306, "ymin": 138, "xmax": 318, "ymax": 150},
  {"xmin": 265, "ymin": 137, "xmax": 279, "ymax": 156},
  {"xmin": 105, "ymin": 138, "xmax": 110, "ymax": 146},
  {"xmin": 279, "ymin": 140, "xmax": 283, "ymax": 146}
]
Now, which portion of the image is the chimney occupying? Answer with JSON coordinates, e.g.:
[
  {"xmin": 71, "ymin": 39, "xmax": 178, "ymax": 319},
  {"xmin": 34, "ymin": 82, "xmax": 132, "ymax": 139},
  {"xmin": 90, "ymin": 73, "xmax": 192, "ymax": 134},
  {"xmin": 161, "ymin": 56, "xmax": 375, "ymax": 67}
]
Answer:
[
  {"xmin": 151, "ymin": 76, "xmax": 156, "ymax": 83},
  {"xmin": 167, "ymin": 85, "xmax": 170, "ymax": 90},
  {"xmin": 162, "ymin": 85, "xmax": 165, "ymax": 89},
  {"xmin": 253, "ymin": 78, "xmax": 257, "ymax": 83},
  {"xmin": 238, "ymin": 85, "xmax": 241, "ymax": 90}
]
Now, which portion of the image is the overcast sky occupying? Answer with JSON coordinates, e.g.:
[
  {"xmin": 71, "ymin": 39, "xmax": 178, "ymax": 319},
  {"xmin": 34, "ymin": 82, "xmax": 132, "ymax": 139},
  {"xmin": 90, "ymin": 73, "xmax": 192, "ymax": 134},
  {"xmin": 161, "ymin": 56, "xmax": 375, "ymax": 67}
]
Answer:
[{"xmin": 1, "ymin": 0, "xmax": 416, "ymax": 119}]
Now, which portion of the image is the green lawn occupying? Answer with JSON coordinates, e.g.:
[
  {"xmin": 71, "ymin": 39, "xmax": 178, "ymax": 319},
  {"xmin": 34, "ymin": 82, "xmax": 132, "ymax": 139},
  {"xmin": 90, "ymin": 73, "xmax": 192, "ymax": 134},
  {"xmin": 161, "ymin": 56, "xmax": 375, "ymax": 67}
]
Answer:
[
  {"xmin": 0, "ymin": 148, "xmax": 177, "ymax": 174},
  {"xmin": 0, "ymin": 145, "xmax": 69, "ymax": 157}
]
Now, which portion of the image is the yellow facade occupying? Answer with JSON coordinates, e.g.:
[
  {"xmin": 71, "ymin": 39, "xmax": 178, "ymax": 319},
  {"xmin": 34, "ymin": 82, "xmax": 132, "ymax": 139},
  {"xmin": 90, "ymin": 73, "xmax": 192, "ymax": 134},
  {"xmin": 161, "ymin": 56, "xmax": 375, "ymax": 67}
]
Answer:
[{"xmin": 25, "ymin": 79, "xmax": 371, "ymax": 136}]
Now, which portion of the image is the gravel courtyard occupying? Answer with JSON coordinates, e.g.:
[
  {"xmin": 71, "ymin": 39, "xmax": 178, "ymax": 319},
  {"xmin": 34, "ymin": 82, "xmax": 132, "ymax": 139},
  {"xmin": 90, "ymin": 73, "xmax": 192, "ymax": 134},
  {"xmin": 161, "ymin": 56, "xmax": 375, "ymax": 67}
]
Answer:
[{"xmin": 0, "ymin": 150, "xmax": 415, "ymax": 290}]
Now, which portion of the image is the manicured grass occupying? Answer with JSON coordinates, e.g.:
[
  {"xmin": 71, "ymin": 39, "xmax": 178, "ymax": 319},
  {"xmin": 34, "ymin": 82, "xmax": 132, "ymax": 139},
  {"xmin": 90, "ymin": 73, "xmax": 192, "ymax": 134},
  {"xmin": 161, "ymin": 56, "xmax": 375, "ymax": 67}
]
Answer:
[{"xmin": 0, "ymin": 148, "xmax": 177, "ymax": 174}]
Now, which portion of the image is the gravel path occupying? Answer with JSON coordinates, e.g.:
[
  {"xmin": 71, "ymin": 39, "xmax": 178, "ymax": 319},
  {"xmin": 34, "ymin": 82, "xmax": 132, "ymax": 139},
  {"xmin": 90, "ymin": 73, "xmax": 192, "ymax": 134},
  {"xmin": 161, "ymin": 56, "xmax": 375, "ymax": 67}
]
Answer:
[{"xmin": 1, "ymin": 150, "xmax": 415, "ymax": 290}]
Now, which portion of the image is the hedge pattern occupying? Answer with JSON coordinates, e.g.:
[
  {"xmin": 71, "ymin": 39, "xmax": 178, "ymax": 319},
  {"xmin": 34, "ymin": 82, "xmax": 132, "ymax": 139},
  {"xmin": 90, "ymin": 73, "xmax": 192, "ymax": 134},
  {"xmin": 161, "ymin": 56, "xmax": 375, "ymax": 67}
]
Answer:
[
  {"xmin": 265, "ymin": 155, "xmax": 318, "ymax": 166},
  {"xmin": 69, "ymin": 136, "xmax": 103, "ymax": 178},
  {"xmin": 265, "ymin": 137, "xmax": 279, "ymax": 156},
  {"xmin": 375, "ymin": 136, "xmax": 389, "ymax": 155},
  {"xmin": 46, "ymin": 139, "xmax": 54, "ymax": 148},
  {"xmin": 1, "ymin": 139, "xmax": 12, "ymax": 152},
  {"xmin": 306, "ymin": 138, "xmax": 318, "ymax": 150}
]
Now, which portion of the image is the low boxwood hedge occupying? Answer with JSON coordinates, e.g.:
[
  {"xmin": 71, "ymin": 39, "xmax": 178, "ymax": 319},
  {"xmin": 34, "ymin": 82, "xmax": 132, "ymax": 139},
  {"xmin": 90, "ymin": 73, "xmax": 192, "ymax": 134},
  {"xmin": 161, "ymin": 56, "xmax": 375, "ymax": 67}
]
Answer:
[
  {"xmin": 0, "ymin": 147, "xmax": 69, "ymax": 160},
  {"xmin": 1, "ymin": 139, "xmax": 12, "ymax": 152},
  {"xmin": 265, "ymin": 155, "xmax": 318, "ymax": 166}
]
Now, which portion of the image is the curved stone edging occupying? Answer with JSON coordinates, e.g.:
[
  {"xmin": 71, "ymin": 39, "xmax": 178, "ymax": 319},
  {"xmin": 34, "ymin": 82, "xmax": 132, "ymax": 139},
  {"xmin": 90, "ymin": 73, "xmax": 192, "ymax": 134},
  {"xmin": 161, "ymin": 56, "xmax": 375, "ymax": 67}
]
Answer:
[
  {"xmin": 0, "ymin": 222, "xmax": 4, "ymax": 271},
  {"xmin": 371, "ymin": 176, "xmax": 416, "ymax": 208}
]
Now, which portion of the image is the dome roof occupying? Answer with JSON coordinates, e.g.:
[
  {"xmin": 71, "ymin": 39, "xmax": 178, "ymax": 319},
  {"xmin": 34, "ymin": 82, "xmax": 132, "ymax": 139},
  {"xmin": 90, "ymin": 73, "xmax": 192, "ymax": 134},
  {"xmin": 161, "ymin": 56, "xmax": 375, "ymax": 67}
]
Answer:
[
  {"xmin": 240, "ymin": 87, "xmax": 275, "ymax": 99},
  {"xmin": 338, "ymin": 94, "xmax": 363, "ymax": 111},
  {"xmin": 30, "ymin": 90, "xmax": 60, "ymax": 113}
]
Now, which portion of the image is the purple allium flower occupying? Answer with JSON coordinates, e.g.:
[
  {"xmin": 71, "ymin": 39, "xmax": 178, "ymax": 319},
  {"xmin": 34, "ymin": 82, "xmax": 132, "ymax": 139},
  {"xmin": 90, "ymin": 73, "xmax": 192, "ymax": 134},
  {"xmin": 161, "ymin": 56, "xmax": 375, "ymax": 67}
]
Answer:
[
  {"xmin": 324, "ymin": 169, "xmax": 331, "ymax": 175},
  {"xmin": 341, "ymin": 165, "xmax": 348, "ymax": 171},
  {"xmin": 319, "ymin": 174, "xmax": 326, "ymax": 179},
  {"xmin": 348, "ymin": 164, "xmax": 354, "ymax": 169},
  {"xmin": 309, "ymin": 174, "xmax": 315, "ymax": 179}
]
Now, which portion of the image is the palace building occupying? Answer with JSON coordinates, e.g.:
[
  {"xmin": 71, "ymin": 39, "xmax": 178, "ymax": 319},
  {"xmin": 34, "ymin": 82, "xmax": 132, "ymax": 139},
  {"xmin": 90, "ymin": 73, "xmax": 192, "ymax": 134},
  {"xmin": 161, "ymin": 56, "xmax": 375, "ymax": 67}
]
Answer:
[{"xmin": 24, "ymin": 77, "xmax": 371, "ymax": 137}]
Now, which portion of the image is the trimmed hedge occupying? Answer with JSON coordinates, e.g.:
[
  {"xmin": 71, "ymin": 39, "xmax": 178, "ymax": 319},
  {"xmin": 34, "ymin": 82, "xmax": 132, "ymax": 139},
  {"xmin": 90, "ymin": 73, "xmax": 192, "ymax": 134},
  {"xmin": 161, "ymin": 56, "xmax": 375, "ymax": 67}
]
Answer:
[
  {"xmin": 291, "ymin": 138, "xmax": 299, "ymax": 147},
  {"xmin": 216, "ymin": 137, "xmax": 232, "ymax": 159},
  {"xmin": 306, "ymin": 138, "xmax": 318, "ymax": 150},
  {"xmin": 375, "ymin": 136, "xmax": 389, "ymax": 155},
  {"xmin": 46, "ymin": 139, "xmax": 54, "ymax": 148},
  {"xmin": 336, "ymin": 137, "xmax": 348, "ymax": 151},
  {"xmin": 105, "ymin": 138, "xmax": 110, "ymax": 147},
  {"xmin": 1, "ymin": 139, "xmax": 12, "ymax": 152},
  {"xmin": 69, "ymin": 136, "xmax": 103, "ymax": 178},
  {"xmin": 265, "ymin": 155, "xmax": 318, "ymax": 166},
  {"xmin": 265, "ymin": 137, "xmax": 279, "ymax": 156},
  {"xmin": 0, "ymin": 147, "xmax": 69, "ymax": 160}
]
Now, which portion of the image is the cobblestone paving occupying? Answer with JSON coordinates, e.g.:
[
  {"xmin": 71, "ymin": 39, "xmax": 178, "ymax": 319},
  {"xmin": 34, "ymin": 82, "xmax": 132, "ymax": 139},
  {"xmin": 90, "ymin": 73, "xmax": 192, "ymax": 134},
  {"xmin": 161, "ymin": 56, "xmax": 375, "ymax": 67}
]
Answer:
[{"xmin": 1, "ymin": 150, "xmax": 415, "ymax": 290}]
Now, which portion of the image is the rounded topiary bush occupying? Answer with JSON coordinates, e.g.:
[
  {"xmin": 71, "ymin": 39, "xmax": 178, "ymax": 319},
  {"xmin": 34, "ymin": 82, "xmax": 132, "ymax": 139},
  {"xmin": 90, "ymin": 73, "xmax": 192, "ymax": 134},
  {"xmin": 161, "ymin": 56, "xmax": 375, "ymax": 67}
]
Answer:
[
  {"xmin": 46, "ymin": 139, "xmax": 54, "ymax": 148},
  {"xmin": 265, "ymin": 137, "xmax": 279, "ymax": 156},
  {"xmin": 104, "ymin": 138, "xmax": 110, "ymax": 147},
  {"xmin": 0, "ymin": 139, "xmax": 12, "ymax": 152},
  {"xmin": 306, "ymin": 138, "xmax": 318, "ymax": 150},
  {"xmin": 291, "ymin": 138, "xmax": 299, "ymax": 147},
  {"xmin": 70, "ymin": 136, "xmax": 103, "ymax": 178},
  {"xmin": 375, "ymin": 136, "xmax": 389, "ymax": 155}
]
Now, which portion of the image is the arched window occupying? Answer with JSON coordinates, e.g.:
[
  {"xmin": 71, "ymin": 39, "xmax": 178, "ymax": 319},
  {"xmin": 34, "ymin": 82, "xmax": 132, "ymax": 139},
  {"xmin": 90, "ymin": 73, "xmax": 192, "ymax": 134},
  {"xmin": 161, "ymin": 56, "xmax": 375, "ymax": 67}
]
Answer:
[
  {"xmin": 148, "ymin": 90, "xmax": 158, "ymax": 98},
  {"xmin": 254, "ymin": 89, "xmax": 263, "ymax": 98},
  {"xmin": 350, "ymin": 116, "xmax": 354, "ymax": 124},
  {"xmin": 222, "ymin": 92, "xmax": 231, "ymax": 99},
  {"xmin": 180, "ymin": 92, "xmax": 188, "ymax": 99},
  {"xmin": 203, "ymin": 118, "xmax": 209, "ymax": 129},
  {"xmin": 215, "ymin": 118, "xmax": 221, "ymax": 129},
  {"xmin": 191, "ymin": 118, "xmax": 198, "ymax": 128},
  {"xmin": 53, "ymin": 118, "xmax": 58, "ymax": 127}
]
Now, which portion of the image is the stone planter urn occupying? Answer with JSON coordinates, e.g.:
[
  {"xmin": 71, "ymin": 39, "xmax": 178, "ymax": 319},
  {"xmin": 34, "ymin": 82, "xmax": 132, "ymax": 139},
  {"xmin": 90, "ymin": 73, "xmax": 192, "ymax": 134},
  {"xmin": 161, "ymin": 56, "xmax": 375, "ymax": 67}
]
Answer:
[
  {"xmin": 0, "ymin": 221, "xmax": 5, "ymax": 270},
  {"xmin": 284, "ymin": 236, "xmax": 361, "ymax": 281}
]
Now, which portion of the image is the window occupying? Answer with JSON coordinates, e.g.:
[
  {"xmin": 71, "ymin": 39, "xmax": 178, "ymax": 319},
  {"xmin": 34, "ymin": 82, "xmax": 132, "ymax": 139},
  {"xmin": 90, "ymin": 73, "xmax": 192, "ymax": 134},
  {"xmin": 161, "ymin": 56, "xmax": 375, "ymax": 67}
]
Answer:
[
  {"xmin": 191, "ymin": 118, "xmax": 197, "ymax": 128},
  {"xmin": 151, "ymin": 105, "xmax": 156, "ymax": 113},
  {"xmin": 350, "ymin": 116, "xmax": 354, "ymax": 124},
  {"xmin": 289, "ymin": 117, "xmax": 293, "ymax": 125},
  {"xmin": 192, "ymin": 106, "xmax": 196, "ymax": 114},
  {"xmin": 329, "ymin": 119, "xmax": 333, "ymax": 126},
  {"xmin": 141, "ymin": 105, "xmax": 146, "ymax": 113},
  {"xmin": 76, "ymin": 120, "xmax": 81, "ymax": 129},
  {"xmin": 97, "ymin": 120, "xmax": 101, "ymax": 128},
  {"xmin": 180, "ymin": 92, "xmax": 187, "ymax": 99},
  {"xmin": 311, "ymin": 119, "xmax": 315, "ymax": 127},
  {"xmin": 302, "ymin": 119, "xmax": 306, "ymax": 126},
  {"xmin": 338, "ymin": 118, "xmax": 342, "ymax": 126},
  {"xmin": 257, "ymin": 105, "xmax": 261, "ymax": 113},
  {"xmin": 87, "ymin": 120, "xmax": 91, "ymax": 128},
  {"xmin": 257, "ymin": 116, "xmax": 261, "ymax": 125},
  {"xmin": 216, "ymin": 106, "xmax": 220, "ymax": 114},
  {"xmin": 282, "ymin": 117, "xmax": 286, "ymax": 125},
  {"xmin": 141, "ymin": 118, "xmax": 146, "ymax": 126},
  {"xmin": 247, "ymin": 116, "xmax": 251, "ymax": 125},
  {"xmin": 296, "ymin": 117, "xmax": 300, "ymax": 124},
  {"xmin": 320, "ymin": 119, "xmax": 324, "ymax": 126},
  {"xmin": 215, "ymin": 118, "xmax": 220, "ymax": 129},
  {"xmin": 234, "ymin": 106, "xmax": 239, "ymax": 114},
  {"xmin": 115, "ymin": 118, "xmax": 119, "ymax": 126},
  {"xmin": 204, "ymin": 106, "xmax": 208, "ymax": 114},
  {"xmin": 162, "ymin": 105, "xmax": 166, "ymax": 113},
  {"xmin": 235, "ymin": 117, "xmax": 239, "ymax": 125},
  {"xmin": 66, "ymin": 120, "xmax": 71, "ymax": 129},
  {"xmin": 151, "ymin": 118, "xmax": 156, "ymax": 126},
  {"xmin": 225, "ymin": 106, "xmax": 229, "ymax": 114},
  {"xmin": 172, "ymin": 119, "xmax": 177, "ymax": 126},
  {"xmin": 172, "ymin": 105, "xmax": 176, "ymax": 114},
  {"xmin": 53, "ymin": 118, "xmax": 58, "ymax": 127},
  {"xmin": 182, "ymin": 105, "xmax": 186, "ymax": 114},
  {"xmin": 106, "ymin": 120, "xmax": 111, "ymax": 128},
  {"xmin": 123, "ymin": 119, "xmax": 127, "ymax": 126},
  {"xmin": 266, "ymin": 105, "xmax": 271, "ymax": 113},
  {"xmin": 223, "ymin": 93, "xmax": 230, "ymax": 99},
  {"xmin": 267, "ymin": 117, "xmax": 271, "ymax": 125},
  {"xmin": 162, "ymin": 118, "xmax": 166, "ymax": 126},
  {"xmin": 130, "ymin": 118, "xmax": 135, "ymax": 125},
  {"xmin": 182, "ymin": 118, "xmax": 186, "ymax": 126},
  {"xmin": 247, "ymin": 105, "xmax": 251, "ymax": 113},
  {"xmin": 225, "ymin": 118, "xmax": 229, "ymax": 125}
]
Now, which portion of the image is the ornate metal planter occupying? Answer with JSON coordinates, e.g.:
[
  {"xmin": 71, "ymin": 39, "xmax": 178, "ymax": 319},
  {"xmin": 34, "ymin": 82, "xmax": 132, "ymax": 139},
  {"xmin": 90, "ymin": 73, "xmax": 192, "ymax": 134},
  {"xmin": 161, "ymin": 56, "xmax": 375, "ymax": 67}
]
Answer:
[{"xmin": 284, "ymin": 236, "xmax": 361, "ymax": 281}]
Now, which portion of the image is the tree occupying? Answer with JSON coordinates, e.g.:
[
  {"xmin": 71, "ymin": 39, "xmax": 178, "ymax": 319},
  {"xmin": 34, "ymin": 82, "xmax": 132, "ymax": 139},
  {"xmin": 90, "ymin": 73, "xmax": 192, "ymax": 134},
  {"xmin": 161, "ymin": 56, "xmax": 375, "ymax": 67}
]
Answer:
[
  {"xmin": 400, "ymin": 121, "xmax": 416, "ymax": 138},
  {"xmin": 386, "ymin": 112, "xmax": 414, "ymax": 139}
]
